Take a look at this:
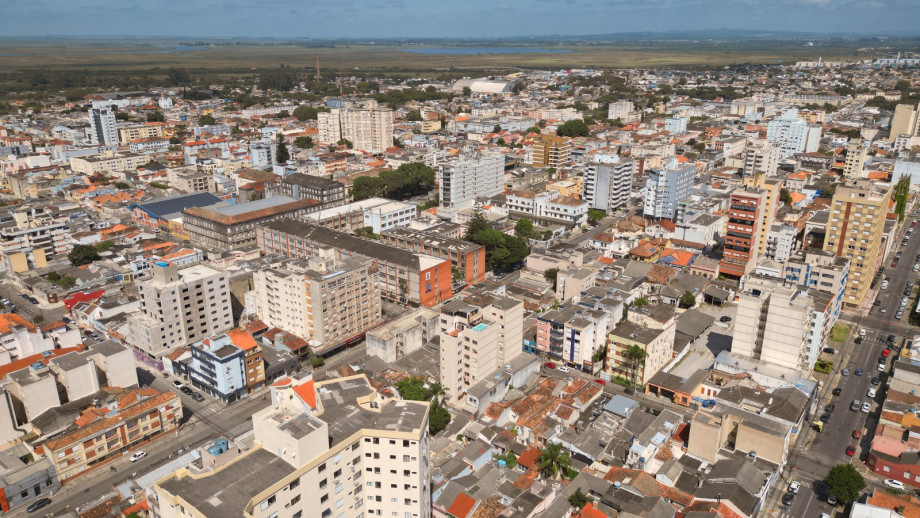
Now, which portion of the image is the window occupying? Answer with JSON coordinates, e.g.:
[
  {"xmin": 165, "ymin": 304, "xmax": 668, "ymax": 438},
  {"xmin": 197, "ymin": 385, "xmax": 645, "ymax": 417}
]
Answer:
[{"xmin": 321, "ymin": 494, "xmax": 329, "ymax": 503}]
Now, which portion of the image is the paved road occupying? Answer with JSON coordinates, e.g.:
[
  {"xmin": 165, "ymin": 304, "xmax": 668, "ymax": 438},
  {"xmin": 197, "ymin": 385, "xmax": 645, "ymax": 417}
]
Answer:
[
  {"xmin": 768, "ymin": 210, "xmax": 920, "ymax": 518},
  {"xmin": 0, "ymin": 283, "xmax": 68, "ymax": 325}
]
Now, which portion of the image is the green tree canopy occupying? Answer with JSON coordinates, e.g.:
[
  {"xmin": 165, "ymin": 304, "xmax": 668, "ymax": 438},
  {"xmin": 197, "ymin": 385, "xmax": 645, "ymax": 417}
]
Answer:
[
  {"xmin": 587, "ymin": 208, "xmax": 605, "ymax": 224},
  {"xmin": 556, "ymin": 119, "xmax": 590, "ymax": 138},
  {"xmin": 515, "ymin": 218, "xmax": 536, "ymax": 240},
  {"xmin": 275, "ymin": 134, "xmax": 290, "ymax": 164},
  {"xmin": 679, "ymin": 291, "xmax": 696, "ymax": 309},
  {"xmin": 568, "ymin": 488, "xmax": 592, "ymax": 509},
  {"xmin": 544, "ymin": 268, "xmax": 559, "ymax": 290},
  {"xmin": 824, "ymin": 463, "xmax": 865, "ymax": 504},
  {"xmin": 623, "ymin": 343, "xmax": 647, "ymax": 387},
  {"xmin": 779, "ymin": 188, "xmax": 793, "ymax": 205},
  {"xmin": 292, "ymin": 105, "xmax": 325, "ymax": 121},
  {"xmin": 198, "ymin": 113, "xmax": 216, "ymax": 126},
  {"xmin": 68, "ymin": 244, "xmax": 100, "ymax": 267},
  {"xmin": 536, "ymin": 443, "xmax": 572, "ymax": 480},
  {"xmin": 405, "ymin": 109, "xmax": 422, "ymax": 121},
  {"xmin": 351, "ymin": 163, "xmax": 436, "ymax": 202},
  {"xmin": 294, "ymin": 136, "xmax": 314, "ymax": 149},
  {"xmin": 146, "ymin": 111, "xmax": 165, "ymax": 122}
]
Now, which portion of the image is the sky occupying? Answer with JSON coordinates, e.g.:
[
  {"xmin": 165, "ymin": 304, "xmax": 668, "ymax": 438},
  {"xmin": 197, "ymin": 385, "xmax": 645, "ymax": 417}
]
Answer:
[{"xmin": 3, "ymin": 0, "xmax": 919, "ymax": 38}]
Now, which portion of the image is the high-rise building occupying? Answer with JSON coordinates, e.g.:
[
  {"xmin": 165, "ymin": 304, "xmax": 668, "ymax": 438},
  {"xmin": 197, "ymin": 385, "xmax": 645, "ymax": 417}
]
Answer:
[
  {"xmin": 89, "ymin": 108, "xmax": 118, "ymax": 146},
  {"xmin": 437, "ymin": 150, "xmax": 504, "ymax": 217},
  {"xmin": 583, "ymin": 155, "xmax": 634, "ymax": 212},
  {"xmin": 318, "ymin": 99, "xmax": 394, "ymax": 152},
  {"xmin": 824, "ymin": 179, "xmax": 893, "ymax": 309},
  {"xmin": 742, "ymin": 140, "xmax": 780, "ymax": 177},
  {"xmin": 531, "ymin": 133, "xmax": 572, "ymax": 169},
  {"xmin": 153, "ymin": 374, "xmax": 431, "ymax": 518},
  {"xmin": 889, "ymin": 102, "xmax": 920, "ymax": 141},
  {"xmin": 665, "ymin": 116, "xmax": 688, "ymax": 135},
  {"xmin": 843, "ymin": 140, "xmax": 869, "ymax": 179},
  {"xmin": 766, "ymin": 108, "xmax": 809, "ymax": 157},
  {"xmin": 251, "ymin": 251, "xmax": 383, "ymax": 355},
  {"xmin": 731, "ymin": 277, "xmax": 814, "ymax": 370},
  {"xmin": 438, "ymin": 295, "xmax": 523, "ymax": 405},
  {"xmin": 642, "ymin": 158, "xmax": 695, "ymax": 220},
  {"xmin": 742, "ymin": 170, "xmax": 781, "ymax": 256},
  {"xmin": 607, "ymin": 100, "xmax": 635, "ymax": 121},
  {"xmin": 126, "ymin": 262, "xmax": 233, "ymax": 360},
  {"xmin": 719, "ymin": 186, "xmax": 768, "ymax": 279}
]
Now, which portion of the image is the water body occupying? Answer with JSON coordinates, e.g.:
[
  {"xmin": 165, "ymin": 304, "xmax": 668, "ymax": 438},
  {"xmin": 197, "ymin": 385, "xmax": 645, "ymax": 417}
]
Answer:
[
  {"xmin": 0, "ymin": 45, "xmax": 208, "ymax": 57},
  {"xmin": 399, "ymin": 46, "xmax": 571, "ymax": 55}
]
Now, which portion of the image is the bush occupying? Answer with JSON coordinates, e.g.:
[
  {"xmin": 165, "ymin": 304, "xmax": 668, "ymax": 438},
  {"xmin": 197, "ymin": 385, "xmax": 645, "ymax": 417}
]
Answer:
[
  {"xmin": 814, "ymin": 361, "xmax": 833, "ymax": 374},
  {"xmin": 310, "ymin": 357, "xmax": 325, "ymax": 368}
]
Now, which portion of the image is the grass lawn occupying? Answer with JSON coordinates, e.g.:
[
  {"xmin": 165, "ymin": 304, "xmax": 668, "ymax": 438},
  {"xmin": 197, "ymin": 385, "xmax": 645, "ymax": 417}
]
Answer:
[{"xmin": 830, "ymin": 323, "xmax": 850, "ymax": 343}]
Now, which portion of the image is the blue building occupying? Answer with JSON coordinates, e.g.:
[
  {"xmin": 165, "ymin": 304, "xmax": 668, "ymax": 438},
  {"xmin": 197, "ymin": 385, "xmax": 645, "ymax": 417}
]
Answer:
[{"xmin": 188, "ymin": 333, "xmax": 247, "ymax": 403}]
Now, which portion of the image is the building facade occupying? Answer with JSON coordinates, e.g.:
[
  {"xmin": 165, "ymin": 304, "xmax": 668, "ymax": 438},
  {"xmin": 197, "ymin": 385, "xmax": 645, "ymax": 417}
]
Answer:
[
  {"xmin": 643, "ymin": 159, "xmax": 695, "ymax": 220},
  {"xmin": 531, "ymin": 134, "xmax": 572, "ymax": 169},
  {"xmin": 182, "ymin": 197, "xmax": 319, "ymax": 251},
  {"xmin": 89, "ymin": 108, "xmax": 118, "ymax": 146},
  {"xmin": 274, "ymin": 174, "xmax": 348, "ymax": 208},
  {"xmin": 437, "ymin": 151, "xmax": 504, "ymax": 218},
  {"xmin": 583, "ymin": 156, "xmax": 634, "ymax": 212},
  {"xmin": 719, "ymin": 186, "xmax": 768, "ymax": 279}
]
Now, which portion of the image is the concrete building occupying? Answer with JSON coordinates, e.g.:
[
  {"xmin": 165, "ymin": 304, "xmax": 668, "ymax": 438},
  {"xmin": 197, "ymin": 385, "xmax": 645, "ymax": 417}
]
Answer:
[
  {"xmin": 643, "ymin": 158, "xmax": 695, "ymax": 220},
  {"xmin": 183, "ymin": 196, "xmax": 319, "ymax": 251},
  {"xmin": 665, "ymin": 116, "xmax": 688, "ymax": 135},
  {"xmin": 438, "ymin": 295, "xmax": 524, "ymax": 404},
  {"xmin": 765, "ymin": 223, "xmax": 798, "ymax": 262},
  {"xmin": 380, "ymin": 227, "xmax": 486, "ymax": 285},
  {"xmin": 824, "ymin": 179, "xmax": 893, "ymax": 309},
  {"xmin": 318, "ymin": 99, "xmax": 394, "ymax": 152},
  {"xmin": 257, "ymin": 219, "xmax": 452, "ymax": 307},
  {"xmin": 69, "ymin": 151, "xmax": 148, "ymax": 175},
  {"xmin": 607, "ymin": 100, "xmax": 635, "ymax": 121},
  {"xmin": 305, "ymin": 198, "xmax": 415, "ymax": 235},
  {"xmin": 583, "ymin": 155, "xmax": 634, "ymax": 212},
  {"xmin": 273, "ymin": 173, "xmax": 348, "ymax": 208},
  {"xmin": 126, "ymin": 262, "xmax": 233, "ymax": 360},
  {"xmin": 0, "ymin": 445, "xmax": 59, "ymax": 512},
  {"xmin": 742, "ymin": 170, "xmax": 781, "ymax": 256},
  {"xmin": 117, "ymin": 123, "xmax": 165, "ymax": 144},
  {"xmin": 531, "ymin": 134, "xmax": 572, "ymax": 169},
  {"xmin": 732, "ymin": 278, "xmax": 815, "ymax": 370},
  {"xmin": 153, "ymin": 374, "xmax": 430, "ymax": 518},
  {"xmin": 251, "ymin": 253, "xmax": 383, "ymax": 355},
  {"xmin": 188, "ymin": 329, "xmax": 264, "ymax": 402},
  {"xmin": 89, "ymin": 108, "xmax": 118, "ymax": 146},
  {"xmin": 742, "ymin": 140, "xmax": 780, "ymax": 177},
  {"xmin": 890, "ymin": 102, "xmax": 920, "ymax": 140},
  {"xmin": 766, "ymin": 108, "xmax": 809, "ymax": 157},
  {"xmin": 0, "ymin": 314, "xmax": 52, "ymax": 365},
  {"xmin": 607, "ymin": 315, "xmax": 676, "ymax": 387},
  {"xmin": 505, "ymin": 188, "xmax": 589, "ymax": 226},
  {"xmin": 843, "ymin": 140, "xmax": 869, "ymax": 179},
  {"xmin": 366, "ymin": 308, "xmax": 439, "ymax": 363},
  {"xmin": 719, "ymin": 186, "xmax": 768, "ymax": 279},
  {"xmin": 437, "ymin": 150, "xmax": 504, "ymax": 218},
  {"xmin": 536, "ymin": 295, "xmax": 613, "ymax": 368}
]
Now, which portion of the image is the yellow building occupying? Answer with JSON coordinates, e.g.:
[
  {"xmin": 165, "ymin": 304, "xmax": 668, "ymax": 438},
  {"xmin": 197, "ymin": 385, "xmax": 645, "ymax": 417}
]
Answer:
[
  {"xmin": 531, "ymin": 134, "xmax": 572, "ymax": 169},
  {"xmin": 742, "ymin": 170, "xmax": 781, "ymax": 255}
]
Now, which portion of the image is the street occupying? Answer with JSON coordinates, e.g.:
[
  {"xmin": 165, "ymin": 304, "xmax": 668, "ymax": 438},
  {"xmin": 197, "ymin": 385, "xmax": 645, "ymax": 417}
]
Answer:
[{"xmin": 0, "ymin": 283, "xmax": 68, "ymax": 325}]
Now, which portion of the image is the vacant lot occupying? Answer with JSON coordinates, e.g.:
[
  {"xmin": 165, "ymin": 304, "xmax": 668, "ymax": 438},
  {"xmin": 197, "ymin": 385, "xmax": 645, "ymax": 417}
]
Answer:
[{"xmin": 0, "ymin": 40, "xmax": 872, "ymax": 73}]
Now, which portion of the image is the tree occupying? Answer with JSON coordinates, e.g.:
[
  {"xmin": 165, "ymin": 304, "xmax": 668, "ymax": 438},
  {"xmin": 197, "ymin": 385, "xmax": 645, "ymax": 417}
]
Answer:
[
  {"xmin": 779, "ymin": 188, "xmax": 793, "ymax": 205},
  {"xmin": 465, "ymin": 209, "xmax": 490, "ymax": 240},
  {"xmin": 679, "ymin": 291, "xmax": 696, "ymax": 309},
  {"xmin": 824, "ymin": 463, "xmax": 865, "ymax": 504},
  {"xmin": 556, "ymin": 119, "xmax": 590, "ymax": 137},
  {"xmin": 462, "ymin": 86, "xmax": 472, "ymax": 97},
  {"xmin": 405, "ymin": 109, "xmax": 422, "ymax": 121},
  {"xmin": 47, "ymin": 271, "xmax": 61, "ymax": 283},
  {"xmin": 587, "ymin": 208, "xmax": 605, "ymax": 225},
  {"xmin": 493, "ymin": 125, "xmax": 502, "ymax": 133},
  {"xmin": 623, "ymin": 344, "xmax": 647, "ymax": 388},
  {"xmin": 166, "ymin": 67, "xmax": 191, "ymax": 86},
  {"xmin": 278, "ymin": 110, "xmax": 290, "ymax": 119},
  {"xmin": 146, "ymin": 111, "xmax": 165, "ymax": 122},
  {"xmin": 536, "ymin": 443, "xmax": 572, "ymax": 480},
  {"xmin": 393, "ymin": 137, "xmax": 405, "ymax": 149},
  {"xmin": 633, "ymin": 297, "xmax": 649, "ymax": 307},
  {"xmin": 527, "ymin": 126, "xmax": 542, "ymax": 134},
  {"xmin": 113, "ymin": 181, "xmax": 132, "ymax": 190},
  {"xmin": 568, "ymin": 488, "xmax": 592, "ymax": 509},
  {"xmin": 895, "ymin": 176, "xmax": 910, "ymax": 222},
  {"xmin": 294, "ymin": 136, "xmax": 314, "ymax": 149},
  {"xmin": 276, "ymin": 134, "xmax": 290, "ymax": 164},
  {"xmin": 355, "ymin": 226, "xmax": 379, "ymax": 240},
  {"xmin": 292, "ymin": 105, "xmax": 324, "ymax": 121},
  {"xmin": 352, "ymin": 163, "xmax": 436, "ymax": 202},
  {"xmin": 544, "ymin": 268, "xmax": 559, "ymax": 290},
  {"xmin": 429, "ymin": 401, "xmax": 451, "ymax": 435},
  {"xmin": 515, "ymin": 218, "xmax": 536, "ymax": 240},
  {"xmin": 68, "ymin": 244, "xmax": 100, "ymax": 266},
  {"xmin": 336, "ymin": 138, "xmax": 353, "ymax": 149},
  {"xmin": 198, "ymin": 113, "xmax": 216, "ymax": 126}
]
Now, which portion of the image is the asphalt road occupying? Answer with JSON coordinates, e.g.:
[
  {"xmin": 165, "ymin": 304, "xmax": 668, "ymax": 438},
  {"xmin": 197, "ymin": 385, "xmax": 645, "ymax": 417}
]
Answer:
[
  {"xmin": 771, "ymin": 210, "xmax": 920, "ymax": 518},
  {"xmin": 0, "ymin": 283, "xmax": 68, "ymax": 325}
]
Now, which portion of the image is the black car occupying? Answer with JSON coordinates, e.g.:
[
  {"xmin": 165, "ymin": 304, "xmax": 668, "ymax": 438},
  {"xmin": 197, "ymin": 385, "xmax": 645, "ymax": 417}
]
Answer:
[
  {"xmin": 27, "ymin": 498, "xmax": 52, "ymax": 513},
  {"xmin": 871, "ymin": 376, "xmax": 881, "ymax": 385},
  {"xmin": 833, "ymin": 387, "xmax": 842, "ymax": 396},
  {"xmin": 825, "ymin": 403, "xmax": 836, "ymax": 413},
  {"xmin": 782, "ymin": 493, "xmax": 795, "ymax": 505},
  {"xmin": 855, "ymin": 337, "xmax": 863, "ymax": 344},
  {"xmin": 192, "ymin": 393, "xmax": 205, "ymax": 402},
  {"xmin": 823, "ymin": 347, "xmax": 837, "ymax": 354},
  {"xmin": 719, "ymin": 316, "xmax": 732, "ymax": 322},
  {"xmin": 874, "ymin": 300, "xmax": 881, "ymax": 306},
  {"xmin": 820, "ymin": 412, "xmax": 832, "ymax": 423},
  {"xmin": 180, "ymin": 386, "xmax": 193, "ymax": 395},
  {"xmin": 888, "ymin": 334, "xmax": 896, "ymax": 343}
]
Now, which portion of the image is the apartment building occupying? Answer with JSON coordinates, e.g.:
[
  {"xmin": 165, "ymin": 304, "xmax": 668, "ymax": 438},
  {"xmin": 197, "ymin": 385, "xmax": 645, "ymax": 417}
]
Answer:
[
  {"xmin": 665, "ymin": 116, "xmax": 688, "ymax": 135},
  {"xmin": 890, "ymin": 102, "xmax": 920, "ymax": 140},
  {"xmin": 380, "ymin": 227, "xmax": 486, "ymax": 285},
  {"xmin": 765, "ymin": 224, "xmax": 798, "ymax": 262},
  {"xmin": 188, "ymin": 329, "xmax": 265, "ymax": 402},
  {"xmin": 606, "ymin": 311, "xmax": 676, "ymax": 387},
  {"xmin": 305, "ymin": 198, "xmax": 415, "ymax": 234},
  {"xmin": 0, "ymin": 208, "xmax": 70, "ymax": 269},
  {"xmin": 167, "ymin": 166, "xmax": 215, "ymax": 193},
  {"xmin": 88, "ymin": 108, "xmax": 118, "ymax": 146},
  {"xmin": 438, "ymin": 295, "xmax": 524, "ymax": 404},
  {"xmin": 531, "ymin": 134, "xmax": 572, "ymax": 169},
  {"xmin": 0, "ymin": 314, "xmax": 52, "ymax": 365},
  {"xmin": 437, "ymin": 150, "xmax": 504, "ymax": 218},
  {"xmin": 366, "ymin": 308, "xmax": 439, "ymax": 363},
  {"xmin": 607, "ymin": 100, "xmax": 636, "ymax": 121},
  {"xmin": 719, "ymin": 186, "xmax": 768, "ymax": 279},
  {"xmin": 183, "ymin": 196, "xmax": 320, "ymax": 251},
  {"xmin": 318, "ymin": 99, "xmax": 394, "ymax": 152},
  {"xmin": 742, "ymin": 140, "xmax": 780, "ymax": 176},
  {"xmin": 742, "ymin": 170, "xmax": 781, "ymax": 256},
  {"xmin": 766, "ymin": 109, "xmax": 816, "ymax": 157},
  {"xmin": 583, "ymin": 156, "xmax": 634, "ymax": 212},
  {"xmin": 256, "ymin": 219, "xmax": 452, "ymax": 307},
  {"xmin": 125, "ymin": 262, "xmax": 233, "ymax": 360},
  {"xmin": 154, "ymin": 374, "xmax": 430, "ymax": 518},
  {"xmin": 823, "ymin": 179, "xmax": 892, "ymax": 309},
  {"xmin": 536, "ymin": 300, "xmax": 611, "ymax": 368},
  {"xmin": 274, "ymin": 173, "xmax": 348, "ymax": 208},
  {"xmin": 252, "ymin": 253, "xmax": 383, "ymax": 355},
  {"xmin": 643, "ymin": 159, "xmax": 695, "ymax": 220},
  {"xmin": 843, "ymin": 140, "xmax": 869, "ymax": 179},
  {"xmin": 69, "ymin": 151, "xmax": 148, "ymax": 175},
  {"xmin": 731, "ymin": 278, "xmax": 815, "ymax": 370},
  {"xmin": 505, "ymin": 188, "xmax": 589, "ymax": 226},
  {"xmin": 41, "ymin": 389, "xmax": 181, "ymax": 483},
  {"xmin": 117, "ymin": 123, "xmax": 165, "ymax": 144}
]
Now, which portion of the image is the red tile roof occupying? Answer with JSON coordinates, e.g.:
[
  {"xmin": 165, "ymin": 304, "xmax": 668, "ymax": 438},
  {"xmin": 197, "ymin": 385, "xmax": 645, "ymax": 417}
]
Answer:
[
  {"xmin": 447, "ymin": 492, "xmax": 477, "ymax": 518},
  {"xmin": 293, "ymin": 380, "xmax": 317, "ymax": 409},
  {"xmin": 517, "ymin": 446, "xmax": 540, "ymax": 469}
]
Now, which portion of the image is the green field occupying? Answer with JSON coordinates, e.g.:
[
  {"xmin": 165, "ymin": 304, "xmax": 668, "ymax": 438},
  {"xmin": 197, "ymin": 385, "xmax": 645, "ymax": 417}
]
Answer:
[{"xmin": 0, "ymin": 39, "xmax": 876, "ymax": 73}]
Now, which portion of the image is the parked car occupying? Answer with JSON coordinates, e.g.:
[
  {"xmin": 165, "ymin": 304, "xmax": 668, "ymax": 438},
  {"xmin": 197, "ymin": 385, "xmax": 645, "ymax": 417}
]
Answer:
[
  {"xmin": 820, "ymin": 412, "xmax": 832, "ymax": 423},
  {"xmin": 884, "ymin": 479, "xmax": 906, "ymax": 490},
  {"xmin": 192, "ymin": 393, "xmax": 205, "ymax": 402},
  {"xmin": 782, "ymin": 493, "xmax": 795, "ymax": 505},
  {"xmin": 719, "ymin": 316, "xmax": 732, "ymax": 322},
  {"xmin": 180, "ymin": 386, "xmax": 193, "ymax": 395},
  {"xmin": 172, "ymin": 380, "xmax": 184, "ymax": 389},
  {"xmin": 27, "ymin": 499, "xmax": 52, "ymax": 513},
  {"xmin": 855, "ymin": 369, "xmax": 863, "ymax": 376},
  {"xmin": 861, "ymin": 402, "xmax": 872, "ymax": 413},
  {"xmin": 833, "ymin": 387, "xmax": 842, "ymax": 396},
  {"xmin": 855, "ymin": 337, "xmax": 862, "ymax": 344},
  {"xmin": 825, "ymin": 403, "xmax": 836, "ymax": 413},
  {"xmin": 878, "ymin": 363, "xmax": 886, "ymax": 372},
  {"xmin": 842, "ymin": 369, "xmax": 850, "ymax": 376},
  {"xmin": 850, "ymin": 399, "xmax": 861, "ymax": 411},
  {"xmin": 883, "ymin": 348, "xmax": 891, "ymax": 358},
  {"xmin": 846, "ymin": 445, "xmax": 856, "ymax": 456},
  {"xmin": 543, "ymin": 362, "xmax": 555, "ymax": 369},
  {"xmin": 852, "ymin": 430, "xmax": 862, "ymax": 439},
  {"xmin": 827, "ymin": 494, "xmax": 838, "ymax": 506},
  {"xmin": 788, "ymin": 481, "xmax": 800, "ymax": 494},
  {"xmin": 592, "ymin": 379, "xmax": 606, "ymax": 386},
  {"xmin": 129, "ymin": 450, "xmax": 147, "ymax": 462},
  {"xmin": 867, "ymin": 388, "xmax": 877, "ymax": 398},
  {"xmin": 871, "ymin": 376, "xmax": 881, "ymax": 385},
  {"xmin": 823, "ymin": 347, "xmax": 836, "ymax": 354},
  {"xmin": 557, "ymin": 366, "xmax": 570, "ymax": 373}
]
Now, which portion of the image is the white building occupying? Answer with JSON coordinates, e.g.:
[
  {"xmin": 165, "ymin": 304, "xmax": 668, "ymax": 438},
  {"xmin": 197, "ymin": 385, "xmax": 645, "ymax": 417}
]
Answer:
[
  {"xmin": 89, "ymin": 108, "xmax": 118, "ymax": 146},
  {"xmin": 583, "ymin": 154, "xmax": 634, "ymax": 212},
  {"xmin": 643, "ymin": 158, "xmax": 696, "ymax": 220},
  {"xmin": 365, "ymin": 308, "xmax": 439, "ymax": 363},
  {"xmin": 0, "ymin": 314, "xmax": 53, "ymax": 366},
  {"xmin": 607, "ymin": 100, "xmax": 635, "ymax": 121},
  {"xmin": 318, "ymin": 99, "xmax": 394, "ymax": 152},
  {"xmin": 765, "ymin": 224, "xmax": 798, "ymax": 262},
  {"xmin": 438, "ymin": 150, "xmax": 504, "ymax": 219},
  {"xmin": 731, "ymin": 278, "xmax": 815, "ymax": 370},
  {"xmin": 125, "ymin": 262, "xmax": 232, "ymax": 360},
  {"xmin": 506, "ymin": 188, "xmax": 589, "ymax": 226},
  {"xmin": 742, "ymin": 140, "xmax": 780, "ymax": 176},
  {"xmin": 766, "ymin": 109, "xmax": 809, "ymax": 157},
  {"xmin": 665, "ymin": 116, "xmax": 688, "ymax": 135}
]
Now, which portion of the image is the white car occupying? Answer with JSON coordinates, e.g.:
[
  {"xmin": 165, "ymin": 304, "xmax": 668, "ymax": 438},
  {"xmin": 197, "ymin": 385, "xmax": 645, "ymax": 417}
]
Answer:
[
  {"xmin": 172, "ymin": 380, "xmax": 184, "ymax": 389},
  {"xmin": 878, "ymin": 363, "xmax": 886, "ymax": 372},
  {"xmin": 884, "ymin": 478, "xmax": 906, "ymax": 490},
  {"xmin": 861, "ymin": 402, "xmax": 872, "ymax": 413},
  {"xmin": 788, "ymin": 481, "xmax": 800, "ymax": 494},
  {"xmin": 859, "ymin": 328, "xmax": 867, "ymax": 337},
  {"xmin": 557, "ymin": 366, "xmax": 570, "ymax": 373},
  {"xmin": 129, "ymin": 450, "xmax": 147, "ymax": 462},
  {"xmin": 867, "ymin": 388, "xmax": 877, "ymax": 398}
]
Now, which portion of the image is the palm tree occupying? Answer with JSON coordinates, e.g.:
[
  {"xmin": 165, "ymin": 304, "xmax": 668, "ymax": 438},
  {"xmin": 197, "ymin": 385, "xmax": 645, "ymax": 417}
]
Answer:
[
  {"xmin": 536, "ymin": 442, "xmax": 572, "ymax": 480},
  {"xmin": 623, "ymin": 344, "xmax": 647, "ymax": 389}
]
